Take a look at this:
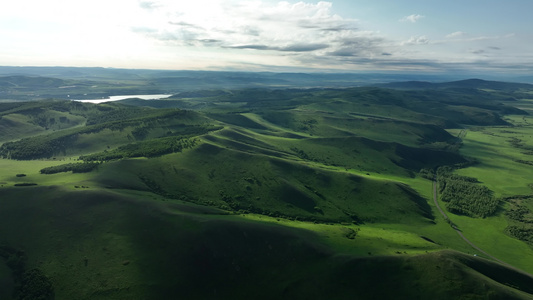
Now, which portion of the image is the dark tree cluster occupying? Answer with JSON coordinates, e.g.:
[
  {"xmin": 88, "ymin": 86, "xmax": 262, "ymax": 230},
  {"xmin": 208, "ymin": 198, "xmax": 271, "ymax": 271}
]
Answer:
[
  {"xmin": 14, "ymin": 183, "xmax": 38, "ymax": 187},
  {"xmin": 39, "ymin": 162, "xmax": 99, "ymax": 174},
  {"xmin": 0, "ymin": 245, "xmax": 54, "ymax": 300},
  {"xmin": 17, "ymin": 269, "xmax": 54, "ymax": 300},
  {"xmin": 506, "ymin": 204, "xmax": 532, "ymax": 223},
  {"xmin": 0, "ymin": 133, "xmax": 77, "ymax": 160},
  {"xmin": 437, "ymin": 169, "xmax": 498, "ymax": 218},
  {"xmin": 506, "ymin": 226, "xmax": 533, "ymax": 244},
  {"xmin": 503, "ymin": 197, "xmax": 533, "ymax": 244},
  {"xmin": 85, "ymin": 106, "xmax": 154, "ymax": 126},
  {"xmin": 80, "ymin": 137, "xmax": 198, "ymax": 161},
  {"xmin": 418, "ymin": 168, "xmax": 435, "ymax": 180}
]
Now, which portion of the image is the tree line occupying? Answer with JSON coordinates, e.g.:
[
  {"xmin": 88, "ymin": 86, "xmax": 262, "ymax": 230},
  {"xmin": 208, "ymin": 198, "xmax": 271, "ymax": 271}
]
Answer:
[
  {"xmin": 437, "ymin": 167, "xmax": 498, "ymax": 218},
  {"xmin": 80, "ymin": 137, "xmax": 199, "ymax": 161},
  {"xmin": 40, "ymin": 162, "xmax": 100, "ymax": 174},
  {"xmin": 503, "ymin": 196, "xmax": 533, "ymax": 244}
]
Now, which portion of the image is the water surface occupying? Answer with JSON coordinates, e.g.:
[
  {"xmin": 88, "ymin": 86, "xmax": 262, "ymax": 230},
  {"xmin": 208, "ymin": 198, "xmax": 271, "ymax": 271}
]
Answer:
[{"xmin": 74, "ymin": 94, "xmax": 172, "ymax": 104}]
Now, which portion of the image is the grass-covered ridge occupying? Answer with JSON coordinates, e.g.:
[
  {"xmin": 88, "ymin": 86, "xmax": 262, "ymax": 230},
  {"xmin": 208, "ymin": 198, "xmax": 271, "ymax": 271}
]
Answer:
[
  {"xmin": 0, "ymin": 186, "xmax": 532, "ymax": 299},
  {"xmin": 0, "ymin": 101, "xmax": 215, "ymax": 159},
  {"xmin": 1, "ymin": 77, "xmax": 533, "ymax": 298},
  {"xmin": 95, "ymin": 143, "xmax": 433, "ymax": 224}
]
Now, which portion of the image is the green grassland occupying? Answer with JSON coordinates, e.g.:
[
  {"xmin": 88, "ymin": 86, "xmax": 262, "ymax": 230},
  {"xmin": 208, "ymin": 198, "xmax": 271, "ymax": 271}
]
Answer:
[
  {"xmin": 0, "ymin": 101, "xmax": 215, "ymax": 160},
  {"xmin": 449, "ymin": 114, "xmax": 533, "ymax": 197},
  {"xmin": 1, "ymin": 186, "xmax": 531, "ymax": 299},
  {"xmin": 2, "ymin": 80, "xmax": 533, "ymax": 298},
  {"xmin": 0, "ymin": 158, "xmax": 96, "ymax": 188},
  {"xmin": 92, "ymin": 143, "xmax": 434, "ymax": 225},
  {"xmin": 437, "ymin": 111, "xmax": 533, "ymax": 275}
]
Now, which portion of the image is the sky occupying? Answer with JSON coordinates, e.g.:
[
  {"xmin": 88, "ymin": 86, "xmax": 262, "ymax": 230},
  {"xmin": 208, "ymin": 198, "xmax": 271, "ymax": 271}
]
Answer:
[{"xmin": 1, "ymin": 0, "xmax": 532, "ymax": 74}]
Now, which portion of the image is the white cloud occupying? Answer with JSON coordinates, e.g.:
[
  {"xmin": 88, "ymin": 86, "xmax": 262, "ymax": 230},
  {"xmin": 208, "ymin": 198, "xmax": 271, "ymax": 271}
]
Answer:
[
  {"xmin": 132, "ymin": 0, "xmax": 392, "ymax": 66},
  {"xmin": 139, "ymin": 1, "xmax": 161, "ymax": 10},
  {"xmin": 135, "ymin": 1, "xmax": 357, "ymax": 49},
  {"xmin": 400, "ymin": 14, "xmax": 425, "ymax": 23},
  {"xmin": 446, "ymin": 31, "xmax": 466, "ymax": 38},
  {"xmin": 440, "ymin": 32, "xmax": 514, "ymax": 44},
  {"xmin": 401, "ymin": 36, "xmax": 430, "ymax": 45},
  {"xmin": 0, "ymin": 0, "xmax": 529, "ymax": 73}
]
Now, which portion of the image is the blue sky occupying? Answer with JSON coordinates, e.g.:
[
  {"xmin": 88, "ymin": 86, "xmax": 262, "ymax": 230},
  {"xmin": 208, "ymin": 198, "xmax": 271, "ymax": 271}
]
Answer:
[{"xmin": 1, "ymin": 0, "xmax": 532, "ymax": 74}]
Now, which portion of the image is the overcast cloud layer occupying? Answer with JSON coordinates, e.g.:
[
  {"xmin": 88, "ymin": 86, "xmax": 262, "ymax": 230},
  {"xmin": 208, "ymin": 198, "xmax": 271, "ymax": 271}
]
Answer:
[{"xmin": 1, "ymin": 0, "xmax": 532, "ymax": 73}]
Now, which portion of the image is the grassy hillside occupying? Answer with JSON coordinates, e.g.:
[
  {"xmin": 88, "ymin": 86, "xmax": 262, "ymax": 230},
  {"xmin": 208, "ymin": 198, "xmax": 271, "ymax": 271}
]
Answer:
[
  {"xmin": 1, "ymin": 80, "xmax": 533, "ymax": 299},
  {"xmin": 91, "ymin": 144, "xmax": 433, "ymax": 224},
  {"xmin": 0, "ymin": 186, "xmax": 532, "ymax": 299},
  {"xmin": 0, "ymin": 101, "xmax": 216, "ymax": 159}
]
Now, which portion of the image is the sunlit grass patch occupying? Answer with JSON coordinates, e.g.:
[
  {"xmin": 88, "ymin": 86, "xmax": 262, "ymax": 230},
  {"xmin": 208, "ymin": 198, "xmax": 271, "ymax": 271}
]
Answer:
[
  {"xmin": 0, "ymin": 158, "xmax": 95, "ymax": 187},
  {"xmin": 442, "ymin": 118, "xmax": 533, "ymax": 273},
  {"xmin": 235, "ymin": 213, "xmax": 442, "ymax": 256},
  {"xmin": 451, "ymin": 124, "xmax": 533, "ymax": 196},
  {"xmin": 445, "ymin": 212, "xmax": 533, "ymax": 274}
]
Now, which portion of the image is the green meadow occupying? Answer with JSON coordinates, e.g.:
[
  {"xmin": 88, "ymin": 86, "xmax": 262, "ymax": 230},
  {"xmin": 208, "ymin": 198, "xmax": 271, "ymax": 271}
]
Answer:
[
  {"xmin": 0, "ymin": 158, "xmax": 94, "ymax": 187},
  {"xmin": 1, "ymin": 79, "xmax": 533, "ymax": 299},
  {"xmin": 439, "ymin": 111, "xmax": 533, "ymax": 275}
]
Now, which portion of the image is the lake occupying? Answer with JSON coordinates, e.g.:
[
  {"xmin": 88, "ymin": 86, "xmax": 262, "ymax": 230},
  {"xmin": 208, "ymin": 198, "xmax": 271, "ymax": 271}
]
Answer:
[{"xmin": 73, "ymin": 94, "xmax": 173, "ymax": 104}]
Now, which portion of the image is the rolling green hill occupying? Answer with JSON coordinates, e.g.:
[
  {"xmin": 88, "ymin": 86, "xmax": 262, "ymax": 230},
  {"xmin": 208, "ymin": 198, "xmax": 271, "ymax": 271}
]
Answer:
[
  {"xmin": 1, "ymin": 79, "xmax": 533, "ymax": 299},
  {"xmin": 0, "ymin": 101, "xmax": 216, "ymax": 159},
  {"xmin": 92, "ymin": 144, "xmax": 433, "ymax": 224},
  {"xmin": 1, "ymin": 186, "xmax": 532, "ymax": 299}
]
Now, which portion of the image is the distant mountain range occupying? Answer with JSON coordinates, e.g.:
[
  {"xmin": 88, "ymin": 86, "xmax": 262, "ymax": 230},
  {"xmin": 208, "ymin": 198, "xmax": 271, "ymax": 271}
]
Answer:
[
  {"xmin": 374, "ymin": 78, "xmax": 533, "ymax": 91},
  {"xmin": 1, "ymin": 66, "xmax": 532, "ymax": 87},
  {"xmin": 1, "ymin": 66, "xmax": 533, "ymax": 103}
]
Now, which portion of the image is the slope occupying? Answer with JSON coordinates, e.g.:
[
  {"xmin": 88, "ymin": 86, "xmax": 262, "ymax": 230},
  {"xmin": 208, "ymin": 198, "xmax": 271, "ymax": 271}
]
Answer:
[{"xmin": 0, "ymin": 186, "xmax": 531, "ymax": 299}]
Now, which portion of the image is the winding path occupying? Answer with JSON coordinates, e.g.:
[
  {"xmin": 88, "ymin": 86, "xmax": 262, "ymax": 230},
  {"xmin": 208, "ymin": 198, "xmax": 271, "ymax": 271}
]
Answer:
[{"xmin": 432, "ymin": 179, "xmax": 533, "ymax": 277}]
